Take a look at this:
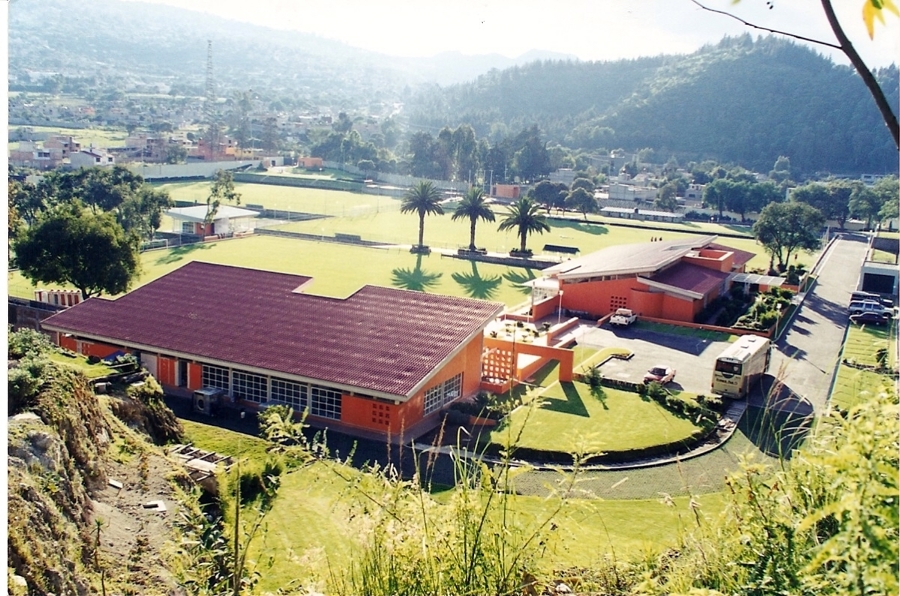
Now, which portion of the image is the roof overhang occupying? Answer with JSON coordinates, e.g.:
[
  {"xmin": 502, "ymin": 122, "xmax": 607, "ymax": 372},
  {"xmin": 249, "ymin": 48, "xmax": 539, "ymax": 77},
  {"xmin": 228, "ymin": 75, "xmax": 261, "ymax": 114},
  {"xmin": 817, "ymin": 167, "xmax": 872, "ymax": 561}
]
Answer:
[{"xmin": 636, "ymin": 276, "xmax": 704, "ymax": 300}]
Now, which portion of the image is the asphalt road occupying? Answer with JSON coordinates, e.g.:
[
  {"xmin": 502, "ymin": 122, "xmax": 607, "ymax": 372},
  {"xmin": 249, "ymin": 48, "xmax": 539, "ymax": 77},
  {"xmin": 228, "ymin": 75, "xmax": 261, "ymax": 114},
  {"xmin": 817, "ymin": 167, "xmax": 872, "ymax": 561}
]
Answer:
[{"xmin": 770, "ymin": 233, "xmax": 871, "ymax": 412}]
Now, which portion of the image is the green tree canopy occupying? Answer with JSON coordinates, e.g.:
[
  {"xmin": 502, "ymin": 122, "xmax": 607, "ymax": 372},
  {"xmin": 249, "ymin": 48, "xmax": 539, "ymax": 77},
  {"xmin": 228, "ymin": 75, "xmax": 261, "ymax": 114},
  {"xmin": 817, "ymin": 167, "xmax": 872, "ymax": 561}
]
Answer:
[
  {"xmin": 753, "ymin": 201, "xmax": 825, "ymax": 272},
  {"xmin": 654, "ymin": 181, "xmax": 680, "ymax": 213},
  {"xmin": 206, "ymin": 169, "xmax": 242, "ymax": 224},
  {"xmin": 401, "ymin": 181, "xmax": 444, "ymax": 249},
  {"xmin": 14, "ymin": 205, "xmax": 140, "ymax": 298},
  {"xmin": 792, "ymin": 179, "xmax": 857, "ymax": 229},
  {"xmin": 498, "ymin": 197, "xmax": 550, "ymax": 254},
  {"xmin": 565, "ymin": 187, "xmax": 597, "ymax": 220},
  {"xmin": 451, "ymin": 187, "xmax": 495, "ymax": 251},
  {"xmin": 529, "ymin": 180, "xmax": 568, "ymax": 208}
]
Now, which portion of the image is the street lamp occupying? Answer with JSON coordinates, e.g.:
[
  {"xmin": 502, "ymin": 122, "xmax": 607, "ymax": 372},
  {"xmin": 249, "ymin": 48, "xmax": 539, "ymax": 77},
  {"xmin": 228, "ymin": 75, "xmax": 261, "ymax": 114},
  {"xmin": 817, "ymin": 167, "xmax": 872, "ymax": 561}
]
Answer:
[{"xmin": 557, "ymin": 290, "xmax": 565, "ymax": 326}]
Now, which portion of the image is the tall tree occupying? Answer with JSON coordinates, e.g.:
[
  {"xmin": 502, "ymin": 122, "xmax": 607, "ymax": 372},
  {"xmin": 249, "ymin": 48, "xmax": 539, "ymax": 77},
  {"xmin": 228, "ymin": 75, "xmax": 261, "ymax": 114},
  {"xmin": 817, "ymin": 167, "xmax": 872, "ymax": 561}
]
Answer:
[
  {"xmin": 792, "ymin": 179, "xmax": 856, "ymax": 229},
  {"xmin": 655, "ymin": 181, "xmax": 680, "ymax": 213},
  {"xmin": 498, "ymin": 197, "xmax": 551, "ymax": 254},
  {"xmin": 753, "ymin": 201, "xmax": 825, "ymax": 272},
  {"xmin": 14, "ymin": 205, "xmax": 140, "ymax": 298},
  {"xmin": 565, "ymin": 187, "xmax": 597, "ymax": 220},
  {"xmin": 529, "ymin": 180, "xmax": 568, "ymax": 209},
  {"xmin": 401, "ymin": 181, "xmax": 444, "ymax": 250},
  {"xmin": 451, "ymin": 187, "xmax": 495, "ymax": 251},
  {"xmin": 206, "ymin": 169, "xmax": 242, "ymax": 224}
]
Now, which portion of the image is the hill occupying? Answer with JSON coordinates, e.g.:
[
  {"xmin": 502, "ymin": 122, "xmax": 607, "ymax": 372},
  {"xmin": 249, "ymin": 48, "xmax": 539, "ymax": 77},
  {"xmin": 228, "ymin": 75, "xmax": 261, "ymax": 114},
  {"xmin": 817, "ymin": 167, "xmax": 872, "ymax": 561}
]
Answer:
[{"xmin": 406, "ymin": 35, "xmax": 899, "ymax": 175}]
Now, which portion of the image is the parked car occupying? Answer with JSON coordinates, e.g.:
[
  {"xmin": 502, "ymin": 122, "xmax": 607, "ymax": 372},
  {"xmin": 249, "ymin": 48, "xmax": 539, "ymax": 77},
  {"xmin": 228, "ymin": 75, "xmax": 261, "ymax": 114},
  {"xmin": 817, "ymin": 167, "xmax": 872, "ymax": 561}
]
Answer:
[
  {"xmin": 851, "ymin": 291, "xmax": 893, "ymax": 308},
  {"xmin": 849, "ymin": 311, "xmax": 891, "ymax": 325},
  {"xmin": 644, "ymin": 365, "xmax": 676, "ymax": 385},
  {"xmin": 609, "ymin": 308, "xmax": 637, "ymax": 327},
  {"xmin": 848, "ymin": 300, "xmax": 893, "ymax": 317}
]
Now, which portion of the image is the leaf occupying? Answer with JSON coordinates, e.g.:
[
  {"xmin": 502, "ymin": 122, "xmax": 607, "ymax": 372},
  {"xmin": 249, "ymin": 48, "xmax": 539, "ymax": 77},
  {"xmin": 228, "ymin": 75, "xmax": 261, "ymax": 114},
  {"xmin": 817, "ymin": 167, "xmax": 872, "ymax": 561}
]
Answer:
[{"xmin": 862, "ymin": 0, "xmax": 899, "ymax": 38}]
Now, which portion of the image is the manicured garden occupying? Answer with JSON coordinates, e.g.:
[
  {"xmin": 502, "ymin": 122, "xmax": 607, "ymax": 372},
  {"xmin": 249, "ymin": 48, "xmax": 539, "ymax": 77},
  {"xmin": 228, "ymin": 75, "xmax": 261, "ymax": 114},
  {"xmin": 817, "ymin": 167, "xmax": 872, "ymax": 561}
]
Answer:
[
  {"xmin": 492, "ymin": 380, "xmax": 707, "ymax": 455},
  {"xmin": 831, "ymin": 319, "xmax": 897, "ymax": 410}
]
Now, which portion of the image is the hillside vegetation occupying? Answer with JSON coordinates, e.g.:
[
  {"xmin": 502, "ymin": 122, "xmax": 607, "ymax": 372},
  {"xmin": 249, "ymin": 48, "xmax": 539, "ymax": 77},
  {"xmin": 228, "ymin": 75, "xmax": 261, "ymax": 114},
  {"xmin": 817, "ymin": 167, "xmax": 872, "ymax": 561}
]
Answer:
[{"xmin": 408, "ymin": 35, "xmax": 898, "ymax": 175}]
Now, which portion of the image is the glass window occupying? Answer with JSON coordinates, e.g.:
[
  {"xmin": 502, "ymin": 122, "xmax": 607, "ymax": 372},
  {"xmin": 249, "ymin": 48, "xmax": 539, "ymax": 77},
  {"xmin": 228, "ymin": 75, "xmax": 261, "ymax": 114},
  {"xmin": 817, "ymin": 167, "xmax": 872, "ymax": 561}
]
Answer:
[
  {"xmin": 715, "ymin": 360, "xmax": 742, "ymax": 375},
  {"xmin": 310, "ymin": 384, "xmax": 342, "ymax": 419},
  {"xmin": 424, "ymin": 385, "xmax": 443, "ymax": 415},
  {"xmin": 233, "ymin": 370, "xmax": 267, "ymax": 403},
  {"xmin": 201, "ymin": 364, "xmax": 229, "ymax": 391},
  {"xmin": 424, "ymin": 373, "xmax": 464, "ymax": 415},
  {"xmin": 271, "ymin": 377, "xmax": 308, "ymax": 411}
]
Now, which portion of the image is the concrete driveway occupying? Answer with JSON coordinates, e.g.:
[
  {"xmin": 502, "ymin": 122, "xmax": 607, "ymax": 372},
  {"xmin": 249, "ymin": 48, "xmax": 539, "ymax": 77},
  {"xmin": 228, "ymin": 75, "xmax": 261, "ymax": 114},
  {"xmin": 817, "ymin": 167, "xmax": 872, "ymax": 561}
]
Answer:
[{"xmin": 574, "ymin": 323, "xmax": 734, "ymax": 395}]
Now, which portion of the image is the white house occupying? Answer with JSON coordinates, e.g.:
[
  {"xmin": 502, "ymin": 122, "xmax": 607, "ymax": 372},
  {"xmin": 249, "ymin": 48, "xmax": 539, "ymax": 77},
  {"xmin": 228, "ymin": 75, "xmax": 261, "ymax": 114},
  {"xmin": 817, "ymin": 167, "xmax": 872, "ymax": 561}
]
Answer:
[{"xmin": 166, "ymin": 205, "xmax": 260, "ymax": 236}]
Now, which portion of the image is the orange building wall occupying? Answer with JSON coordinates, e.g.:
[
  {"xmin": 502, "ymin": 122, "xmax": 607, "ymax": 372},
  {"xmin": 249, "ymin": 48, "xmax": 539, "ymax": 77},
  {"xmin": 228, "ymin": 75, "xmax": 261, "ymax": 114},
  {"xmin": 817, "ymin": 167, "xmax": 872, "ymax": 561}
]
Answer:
[
  {"xmin": 78, "ymin": 340, "xmax": 123, "ymax": 359},
  {"xmin": 157, "ymin": 356, "xmax": 176, "ymax": 386},
  {"xmin": 684, "ymin": 250, "xmax": 734, "ymax": 273},
  {"xmin": 339, "ymin": 333, "xmax": 486, "ymax": 434},
  {"xmin": 661, "ymin": 293, "xmax": 698, "ymax": 321},
  {"xmin": 531, "ymin": 295, "xmax": 558, "ymax": 320},
  {"xmin": 188, "ymin": 362, "xmax": 203, "ymax": 390},
  {"xmin": 560, "ymin": 277, "xmax": 639, "ymax": 318},
  {"xmin": 59, "ymin": 335, "xmax": 77, "ymax": 352},
  {"xmin": 631, "ymin": 289, "xmax": 664, "ymax": 318}
]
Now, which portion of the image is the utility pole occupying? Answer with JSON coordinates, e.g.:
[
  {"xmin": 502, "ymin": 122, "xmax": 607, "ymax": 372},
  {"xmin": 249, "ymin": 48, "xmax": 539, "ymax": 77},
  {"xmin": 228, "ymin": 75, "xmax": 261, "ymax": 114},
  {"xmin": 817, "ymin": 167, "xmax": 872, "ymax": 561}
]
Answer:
[{"xmin": 205, "ymin": 40, "xmax": 219, "ymax": 160}]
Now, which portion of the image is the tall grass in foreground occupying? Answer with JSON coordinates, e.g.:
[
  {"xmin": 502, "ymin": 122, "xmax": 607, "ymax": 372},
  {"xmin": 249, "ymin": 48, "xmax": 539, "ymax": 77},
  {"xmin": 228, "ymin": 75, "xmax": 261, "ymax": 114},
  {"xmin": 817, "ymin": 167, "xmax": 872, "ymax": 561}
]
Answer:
[
  {"xmin": 333, "ymin": 406, "xmax": 582, "ymax": 596},
  {"xmin": 329, "ymin": 393, "xmax": 897, "ymax": 596}
]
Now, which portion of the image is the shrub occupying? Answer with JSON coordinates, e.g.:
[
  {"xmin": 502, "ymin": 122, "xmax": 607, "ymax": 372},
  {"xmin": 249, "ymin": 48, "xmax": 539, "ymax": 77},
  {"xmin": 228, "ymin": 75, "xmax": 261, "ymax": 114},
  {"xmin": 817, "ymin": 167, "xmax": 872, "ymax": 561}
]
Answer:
[
  {"xmin": 8, "ymin": 327, "xmax": 54, "ymax": 359},
  {"xmin": 8, "ymin": 358, "xmax": 48, "ymax": 413}
]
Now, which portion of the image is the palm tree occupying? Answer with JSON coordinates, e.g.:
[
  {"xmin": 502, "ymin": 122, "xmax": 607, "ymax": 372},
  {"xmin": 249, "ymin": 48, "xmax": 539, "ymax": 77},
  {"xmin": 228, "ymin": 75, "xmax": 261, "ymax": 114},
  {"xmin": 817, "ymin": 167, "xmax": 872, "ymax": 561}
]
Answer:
[
  {"xmin": 400, "ymin": 181, "xmax": 444, "ymax": 252},
  {"xmin": 498, "ymin": 197, "xmax": 551, "ymax": 254},
  {"xmin": 451, "ymin": 187, "xmax": 495, "ymax": 251}
]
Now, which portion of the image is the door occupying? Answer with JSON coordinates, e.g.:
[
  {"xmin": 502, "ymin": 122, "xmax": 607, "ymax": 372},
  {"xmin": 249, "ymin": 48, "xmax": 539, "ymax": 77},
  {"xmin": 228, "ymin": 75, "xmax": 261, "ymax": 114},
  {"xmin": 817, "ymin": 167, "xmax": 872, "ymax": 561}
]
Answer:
[
  {"xmin": 177, "ymin": 360, "xmax": 188, "ymax": 387},
  {"xmin": 141, "ymin": 353, "xmax": 158, "ymax": 379}
]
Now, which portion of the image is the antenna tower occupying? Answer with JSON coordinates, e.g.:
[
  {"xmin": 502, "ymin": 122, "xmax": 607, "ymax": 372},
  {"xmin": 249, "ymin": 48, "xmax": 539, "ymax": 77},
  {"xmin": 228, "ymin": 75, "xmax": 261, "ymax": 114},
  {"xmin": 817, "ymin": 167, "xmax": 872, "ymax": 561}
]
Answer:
[{"xmin": 204, "ymin": 40, "xmax": 219, "ymax": 155}]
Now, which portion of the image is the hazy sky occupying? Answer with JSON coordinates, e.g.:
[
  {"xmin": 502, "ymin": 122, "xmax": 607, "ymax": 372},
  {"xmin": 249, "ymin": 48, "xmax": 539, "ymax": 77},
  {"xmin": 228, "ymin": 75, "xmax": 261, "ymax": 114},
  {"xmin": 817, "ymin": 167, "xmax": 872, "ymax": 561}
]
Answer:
[{"xmin": 122, "ymin": 0, "xmax": 898, "ymax": 67}]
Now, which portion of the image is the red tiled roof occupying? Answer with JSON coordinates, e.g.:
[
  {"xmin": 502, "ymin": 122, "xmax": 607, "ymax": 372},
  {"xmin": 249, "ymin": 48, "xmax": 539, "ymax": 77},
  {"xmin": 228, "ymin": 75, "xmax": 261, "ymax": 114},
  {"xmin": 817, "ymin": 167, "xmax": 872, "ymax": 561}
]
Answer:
[
  {"xmin": 646, "ymin": 262, "xmax": 730, "ymax": 296},
  {"xmin": 42, "ymin": 262, "xmax": 504, "ymax": 399}
]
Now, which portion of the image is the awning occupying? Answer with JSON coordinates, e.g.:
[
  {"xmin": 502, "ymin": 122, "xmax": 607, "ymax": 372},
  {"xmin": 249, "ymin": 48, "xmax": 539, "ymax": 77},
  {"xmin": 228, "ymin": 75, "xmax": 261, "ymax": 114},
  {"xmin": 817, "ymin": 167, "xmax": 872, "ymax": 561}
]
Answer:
[{"xmin": 731, "ymin": 273, "xmax": 785, "ymax": 286}]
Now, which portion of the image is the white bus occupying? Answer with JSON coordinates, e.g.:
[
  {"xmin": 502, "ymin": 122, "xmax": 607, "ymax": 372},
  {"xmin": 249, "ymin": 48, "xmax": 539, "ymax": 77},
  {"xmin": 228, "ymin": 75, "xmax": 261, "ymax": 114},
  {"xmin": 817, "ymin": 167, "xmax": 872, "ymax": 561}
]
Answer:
[{"xmin": 711, "ymin": 335, "xmax": 771, "ymax": 398}]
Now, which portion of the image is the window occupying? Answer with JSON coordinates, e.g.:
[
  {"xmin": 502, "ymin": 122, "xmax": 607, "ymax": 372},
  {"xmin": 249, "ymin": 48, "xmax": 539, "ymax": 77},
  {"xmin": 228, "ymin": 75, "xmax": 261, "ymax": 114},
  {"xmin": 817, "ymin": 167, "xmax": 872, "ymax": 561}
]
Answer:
[
  {"xmin": 232, "ymin": 370, "xmax": 267, "ymax": 403},
  {"xmin": 424, "ymin": 385, "xmax": 443, "ymax": 415},
  {"xmin": 181, "ymin": 221, "xmax": 194, "ymax": 234},
  {"xmin": 310, "ymin": 384, "xmax": 342, "ymax": 419},
  {"xmin": 424, "ymin": 373, "xmax": 464, "ymax": 415},
  {"xmin": 271, "ymin": 377, "xmax": 308, "ymax": 411},
  {"xmin": 201, "ymin": 364, "xmax": 229, "ymax": 391}
]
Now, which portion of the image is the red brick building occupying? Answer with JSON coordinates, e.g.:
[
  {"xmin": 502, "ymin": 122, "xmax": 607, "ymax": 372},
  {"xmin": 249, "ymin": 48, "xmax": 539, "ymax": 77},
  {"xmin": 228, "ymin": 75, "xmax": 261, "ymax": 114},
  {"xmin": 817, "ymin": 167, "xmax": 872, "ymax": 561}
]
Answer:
[
  {"xmin": 538, "ymin": 235, "xmax": 755, "ymax": 322},
  {"xmin": 41, "ymin": 262, "xmax": 503, "ymax": 440}
]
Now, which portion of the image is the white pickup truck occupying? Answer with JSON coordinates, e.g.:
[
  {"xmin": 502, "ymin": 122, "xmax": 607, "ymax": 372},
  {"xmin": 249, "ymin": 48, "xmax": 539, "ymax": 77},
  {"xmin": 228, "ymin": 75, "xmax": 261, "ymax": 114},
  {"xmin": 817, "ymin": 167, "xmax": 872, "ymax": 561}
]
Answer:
[{"xmin": 609, "ymin": 308, "xmax": 637, "ymax": 327}]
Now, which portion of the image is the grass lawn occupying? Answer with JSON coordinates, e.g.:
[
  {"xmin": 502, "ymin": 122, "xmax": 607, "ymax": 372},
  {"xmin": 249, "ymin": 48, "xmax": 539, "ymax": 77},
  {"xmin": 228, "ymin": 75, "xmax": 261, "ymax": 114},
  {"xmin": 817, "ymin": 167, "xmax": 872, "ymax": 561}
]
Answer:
[
  {"xmin": 490, "ymin": 381, "xmax": 704, "ymax": 455},
  {"xmin": 633, "ymin": 320, "xmax": 737, "ymax": 342},
  {"xmin": 9, "ymin": 125, "xmax": 129, "ymax": 148},
  {"xmin": 155, "ymin": 181, "xmax": 401, "ymax": 218},
  {"xmin": 870, "ymin": 248, "xmax": 898, "ymax": 264},
  {"xmin": 830, "ymin": 320, "xmax": 897, "ymax": 410},
  {"xmin": 173, "ymin": 423, "xmax": 720, "ymax": 592},
  {"xmin": 181, "ymin": 419, "xmax": 270, "ymax": 461},
  {"xmin": 7, "ymin": 235, "xmax": 539, "ymax": 308},
  {"xmin": 47, "ymin": 351, "xmax": 116, "ymax": 378}
]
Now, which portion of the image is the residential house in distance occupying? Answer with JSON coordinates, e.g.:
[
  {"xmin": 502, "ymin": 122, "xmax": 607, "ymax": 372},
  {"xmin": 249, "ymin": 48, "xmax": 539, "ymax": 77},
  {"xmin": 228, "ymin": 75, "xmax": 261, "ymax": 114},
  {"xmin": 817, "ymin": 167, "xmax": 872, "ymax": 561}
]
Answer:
[
  {"xmin": 165, "ymin": 205, "xmax": 259, "ymax": 237},
  {"xmin": 69, "ymin": 148, "xmax": 115, "ymax": 169},
  {"xmin": 536, "ymin": 235, "xmax": 758, "ymax": 323},
  {"xmin": 41, "ymin": 262, "xmax": 503, "ymax": 441},
  {"xmin": 490, "ymin": 184, "xmax": 521, "ymax": 201}
]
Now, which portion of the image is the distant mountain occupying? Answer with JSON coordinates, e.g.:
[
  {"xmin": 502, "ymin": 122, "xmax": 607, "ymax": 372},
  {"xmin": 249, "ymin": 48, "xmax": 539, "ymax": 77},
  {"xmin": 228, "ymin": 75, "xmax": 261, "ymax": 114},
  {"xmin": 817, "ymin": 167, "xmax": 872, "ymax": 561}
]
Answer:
[
  {"xmin": 395, "ymin": 50, "xmax": 580, "ymax": 86},
  {"xmin": 406, "ymin": 35, "xmax": 899, "ymax": 175},
  {"xmin": 8, "ymin": 0, "xmax": 576, "ymax": 98}
]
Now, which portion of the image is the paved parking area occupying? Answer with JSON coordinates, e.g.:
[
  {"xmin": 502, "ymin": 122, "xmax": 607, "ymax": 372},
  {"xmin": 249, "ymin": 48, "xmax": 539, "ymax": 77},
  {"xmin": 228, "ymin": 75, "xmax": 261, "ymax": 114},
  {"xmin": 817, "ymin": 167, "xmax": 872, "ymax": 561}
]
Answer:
[{"xmin": 574, "ymin": 323, "xmax": 735, "ymax": 395}]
